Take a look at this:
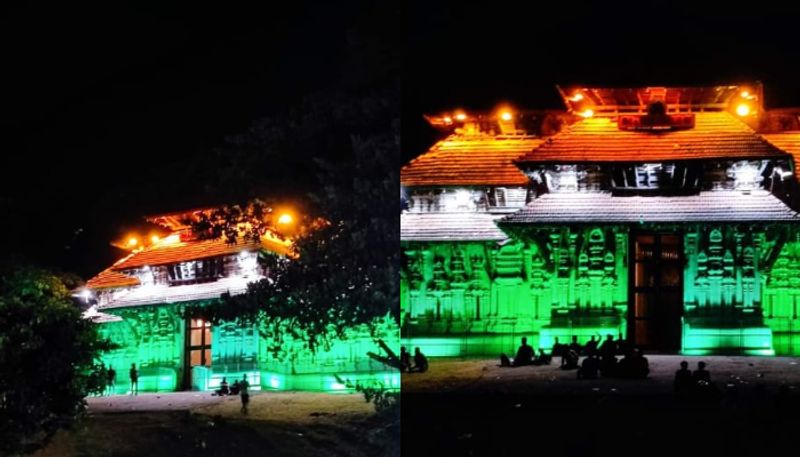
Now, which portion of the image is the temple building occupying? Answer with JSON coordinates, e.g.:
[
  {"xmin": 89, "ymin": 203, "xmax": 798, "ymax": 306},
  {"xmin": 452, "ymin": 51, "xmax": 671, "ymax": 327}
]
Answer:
[
  {"xmin": 401, "ymin": 83, "xmax": 800, "ymax": 357},
  {"xmin": 82, "ymin": 209, "xmax": 399, "ymax": 393}
]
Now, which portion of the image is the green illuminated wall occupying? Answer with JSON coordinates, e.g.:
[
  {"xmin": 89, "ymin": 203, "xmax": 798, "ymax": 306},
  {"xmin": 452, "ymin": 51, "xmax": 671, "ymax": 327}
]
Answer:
[
  {"xmin": 401, "ymin": 226, "xmax": 629, "ymax": 356},
  {"xmin": 97, "ymin": 305, "xmax": 400, "ymax": 394},
  {"xmin": 403, "ymin": 222, "xmax": 800, "ymax": 357},
  {"xmin": 97, "ymin": 304, "xmax": 184, "ymax": 394}
]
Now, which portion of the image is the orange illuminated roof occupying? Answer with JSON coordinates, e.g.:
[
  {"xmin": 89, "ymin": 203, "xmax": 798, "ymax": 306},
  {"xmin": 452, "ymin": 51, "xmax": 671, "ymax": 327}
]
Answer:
[
  {"xmin": 110, "ymin": 235, "xmax": 292, "ymax": 270},
  {"xmin": 401, "ymin": 135, "xmax": 543, "ymax": 187},
  {"xmin": 761, "ymin": 132, "xmax": 800, "ymax": 178},
  {"xmin": 86, "ymin": 269, "xmax": 140, "ymax": 289},
  {"xmin": 516, "ymin": 112, "xmax": 787, "ymax": 164}
]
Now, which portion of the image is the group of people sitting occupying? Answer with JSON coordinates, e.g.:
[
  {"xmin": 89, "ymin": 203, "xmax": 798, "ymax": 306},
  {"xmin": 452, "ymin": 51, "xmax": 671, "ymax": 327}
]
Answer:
[
  {"xmin": 213, "ymin": 376, "xmax": 248, "ymax": 396},
  {"xmin": 400, "ymin": 346, "xmax": 429, "ymax": 373},
  {"xmin": 499, "ymin": 337, "xmax": 552, "ymax": 367},
  {"xmin": 674, "ymin": 360, "xmax": 718, "ymax": 399},
  {"xmin": 497, "ymin": 334, "xmax": 649, "ymax": 379}
]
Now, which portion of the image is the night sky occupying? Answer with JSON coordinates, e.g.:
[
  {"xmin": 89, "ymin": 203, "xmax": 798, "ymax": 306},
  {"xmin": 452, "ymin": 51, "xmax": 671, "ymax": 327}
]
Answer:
[
  {"xmin": 404, "ymin": 2, "xmax": 800, "ymax": 163},
  {"xmin": 4, "ymin": 2, "xmax": 800, "ymax": 280},
  {"xmin": 0, "ymin": 2, "xmax": 393, "ymax": 278}
]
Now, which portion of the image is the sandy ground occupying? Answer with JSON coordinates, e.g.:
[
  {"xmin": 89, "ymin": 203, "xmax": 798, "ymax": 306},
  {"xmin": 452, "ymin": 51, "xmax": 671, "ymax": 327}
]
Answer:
[
  {"xmin": 402, "ymin": 355, "xmax": 800, "ymax": 457},
  {"xmin": 402, "ymin": 355, "xmax": 800, "ymax": 394},
  {"xmin": 32, "ymin": 391, "xmax": 397, "ymax": 457}
]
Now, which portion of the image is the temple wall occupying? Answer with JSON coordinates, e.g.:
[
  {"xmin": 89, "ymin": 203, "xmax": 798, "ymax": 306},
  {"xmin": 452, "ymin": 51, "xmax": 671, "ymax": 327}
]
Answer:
[
  {"xmin": 402, "ymin": 223, "xmax": 800, "ymax": 357},
  {"xmin": 401, "ymin": 226, "xmax": 629, "ymax": 356},
  {"xmin": 97, "ymin": 307, "xmax": 400, "ymax": 393}
]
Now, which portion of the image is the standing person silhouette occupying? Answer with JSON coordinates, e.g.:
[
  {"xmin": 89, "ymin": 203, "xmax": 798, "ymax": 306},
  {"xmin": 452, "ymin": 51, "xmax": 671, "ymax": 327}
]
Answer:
[
  {"xmin": 240, "ymin": 374, "xmax": 251, "ymax": 414},
  {"xmin": 129, "ymin": 363, "xmax": 139, "ymax": 396},
  {"xmin": 107, "ymin": 365, "xmax": 116, "ymax": 396}
]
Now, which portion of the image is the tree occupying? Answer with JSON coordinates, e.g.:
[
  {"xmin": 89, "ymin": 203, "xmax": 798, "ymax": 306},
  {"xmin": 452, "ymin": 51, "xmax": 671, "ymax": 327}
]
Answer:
[
  {"xmin": 0, "ymin": 267, "xmax": 110, "ymax": 456},
  {"xmin": 188, "ymin": 90, "xmax": 400, "ymax": 348}
]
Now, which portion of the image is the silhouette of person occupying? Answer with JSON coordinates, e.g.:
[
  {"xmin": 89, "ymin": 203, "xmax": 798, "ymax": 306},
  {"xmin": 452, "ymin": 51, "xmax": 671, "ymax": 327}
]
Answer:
[
  {"xmin": 614, "ymin": 332, "xmax": 628, "ymax": 356},
  {"xmin": 400, "ymin": 346, "xmax": 411, "ymax": 372},
  {"xmin": 129, "ymin": 363, "xmax": 139, "ymax": 396},
  {"xmin": 552, "ymin": 337, "xmax": 565, "ymax": 363},
  {"xmin": 568, "ymin": 336, "xmax": 582, "ymax": 355},
  {"xmin": 240, "ymin": 374, "xmax": 250, "ymax": 414},
  {"xmin": 216, "ymin": 377, "xmax": 230, "ymax": 396},
  {"xmin": 410, "ymin": 347, "xmax": 429, "ymax": 373},
  {"xmin": 585, "ymin": 335, "xmax": 600, "ymax": 357},
  {"xmin": 577, "ymin": 353, "xmax": 600, "ymax": 379},
  {"xmin": 674, "ymin": 361, "xmax": 693, "ymax": 395},
  {"xmin": 533, "ymin": 348, "xmax": 551, "ymax": 366},
  {"xmin": 512, "ymin": 337, "xmax": 534, "ymax": 366},
  {"xmin": 692, "ymin": 361, "xmax": 711, "ymax": 384},
  {"xmin": 631, "ymin": 348, "xmax": 649, "ymax": 378},
  {"xmin": 599, "ymin": 334, "xmax": 616, "ymax": 360},
  {"xmin": 561, "ymin": 349, "xmax": 579, "ymax": 370},
  {"xmin": 107, "ymin": 365, "xmax": 116, "ymax": 395}
]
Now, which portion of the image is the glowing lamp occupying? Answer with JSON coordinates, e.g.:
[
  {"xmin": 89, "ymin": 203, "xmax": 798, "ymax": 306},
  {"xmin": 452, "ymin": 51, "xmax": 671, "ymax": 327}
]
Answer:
[
  {"xmin": 741, "ymin": 90, "xmax": 749, "ymax": 98},
  {"xmin": 151, "ymin": 235, "xmax": 160, "ymax": 243},
  {"xmin": 736, "ymin": 104, "xmax": 750, "ymax": 116},
  {"xmin": 500, "ymin": 111, "xmax": 513, "ymax": 121},
  {"xmin": 570, "ymin": 93, "xmax": 584, "ymax": 102},
  {"xmin": 455, "ymin": 112, "xmax": 467, "ymax": 121},
  {"xmin": 127, "ymin": 237, "xmax": 138, "ymax": 247},
  {"xmin": 278, "ymin": 213, "xmax": 293, "ymax": 225},
  {"xmin": 579, "ymin": 109, "xmax": 594, "ymax": 118}
]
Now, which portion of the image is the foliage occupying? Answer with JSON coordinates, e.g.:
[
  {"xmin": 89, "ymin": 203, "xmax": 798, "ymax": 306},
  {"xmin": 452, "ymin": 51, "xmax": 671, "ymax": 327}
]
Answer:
[
  {"xmin": 0, "ymin": 267, "xmax": 111, "ymax": 456},
  {"xmin": 185, "ymin": 89, "xmax": 400, "ymax": 349}
]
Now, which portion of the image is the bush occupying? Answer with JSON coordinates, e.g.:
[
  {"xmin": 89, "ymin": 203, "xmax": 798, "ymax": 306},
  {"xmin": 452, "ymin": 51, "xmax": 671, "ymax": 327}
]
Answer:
[{"xmin": 0, "ymin": 267, "xmax": 110, "ymax": 455}]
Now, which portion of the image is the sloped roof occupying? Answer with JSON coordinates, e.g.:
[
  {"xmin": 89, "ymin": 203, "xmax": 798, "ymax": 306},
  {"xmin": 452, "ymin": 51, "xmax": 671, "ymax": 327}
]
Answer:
[
  {"xmin": 110, "ymin": 236, "xmax": 291, "ymax": 270},
  {"xmin": 96, "ymin": 275, "xmax": 259, "ymax": 309},
  {"xmin": 401, "ymin": 212, "xmax": 508, "ymax": 242},
  {"xmin": 516, "ymin": 112, "xmax": 787, "ymax": 164},
  {"xmin": 760, "ymin": 132, "xmax": 800, "ymax": 177},
  {"xmin": 86, "ymin": 269, "xmax": 141, "ymax": 289},
  {"xmin": 401, "ymin": 136, "xmax": 543, "ymax": 187},
  {"xmin": 500, "ymin": 191, "xmax": 800, "ymax": 225}
]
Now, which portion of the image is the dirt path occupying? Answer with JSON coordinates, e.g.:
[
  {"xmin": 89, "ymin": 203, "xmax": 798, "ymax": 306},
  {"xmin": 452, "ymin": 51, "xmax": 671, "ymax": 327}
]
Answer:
[{"xmin": 32, "ymin": 391, "xmax": 398, "ymax": 457}]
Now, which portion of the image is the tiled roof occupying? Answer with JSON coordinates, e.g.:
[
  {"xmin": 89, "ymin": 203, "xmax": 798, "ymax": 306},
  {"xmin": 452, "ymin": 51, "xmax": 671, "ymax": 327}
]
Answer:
[
  {"xmin": 110, "ymin": 235, "xmax": 292, "ymax": 270},
  {"xmin": 516, "ymin": 112, "xmax": 788, "ymax": 164},
  {"xmin": 760, "ymin": 132, "xmax": 800, "ymax": 177},
  {"xmin": 500, "ymin": 191, "xmax": 800, "ymax": 225},
  {"xmin": 401, "ymin": 136, "xmax": 543, "ymax": 187},
  {"xmin": 97, "ymin": 275, "xmax": 260, "ymax": 309},
  {"xmin": 401, "ymin": 212, "xmax": 508, "ymax": 242},
  {"xmin": 85, "ymin": 269, "xmax": 140, "ymax": 289}
]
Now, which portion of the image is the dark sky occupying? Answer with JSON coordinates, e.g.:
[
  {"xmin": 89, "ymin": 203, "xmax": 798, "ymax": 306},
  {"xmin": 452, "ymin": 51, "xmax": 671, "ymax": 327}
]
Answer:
[
  {"xmin": 0, "ymin": 2, "xmax": 390, "ymax": 278},
  {"xmin": 404, "ymin": 1, "xmax": 800, "ymax": 163}
]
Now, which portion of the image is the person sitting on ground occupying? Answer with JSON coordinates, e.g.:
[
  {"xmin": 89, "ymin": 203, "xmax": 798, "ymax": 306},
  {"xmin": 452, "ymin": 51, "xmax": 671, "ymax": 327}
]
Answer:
[
  {"xmin": 400, "ymin": 346, "xmax": 411, "ymax": 372},
  {"xmin": 577, "ymin": 353, "xmax": 600, "ymax": 379},
  {"xmin": 674, "ymin": 361, "xmax": 693, "ymax": 395},
  {"xmin": 599, "ymin": 334, "xmax": 616, "ymax": 360},
  {"xmin": 409, "ymin": 347, "xmax": 429, "ymax": 373},
  {"xmin": 584, "ymin": 335, "xmax": 600, "ymax": 357},
  {"xmin": 230, "ymin": 380, "xmax": 241, "ymax": 395},
  {"xmin": 614, "ymin": 332, "xmax": 628, "ymax": 356},
  {"xmin": 561, "ymin": 348, "xmax": 580, "ymax": 370},
  {"xmin": 600, "ymin": 343, "xmax": 628, "ymax": 378},
  {"xmin": 692, "ymin": 361, "xmax": 711, "ymax": 384},
  {"xmin": 532, "ymin": 348, "xmax": 552, "ymax": 366},
  {"xmin": 630, "ymin": 348, "xmax": 650, "ymax": 378},
  {"xmin": 215, "ymin": 377, "xmax": 230, "ymax": 396},
  {"xmin": 500, "ymin": 337, "xmax": 535, "ymax": 367}
]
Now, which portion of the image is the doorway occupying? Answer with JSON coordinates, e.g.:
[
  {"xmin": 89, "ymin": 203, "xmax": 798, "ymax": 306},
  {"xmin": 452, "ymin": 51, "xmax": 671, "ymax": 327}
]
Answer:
[
  {"xmin": 183, "ymin": 318, "xmax": 212, "ymax": 389},
  {"xmin": 630, "ymin": 233, "xmax": 684, "ymax": 352}
]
